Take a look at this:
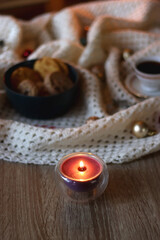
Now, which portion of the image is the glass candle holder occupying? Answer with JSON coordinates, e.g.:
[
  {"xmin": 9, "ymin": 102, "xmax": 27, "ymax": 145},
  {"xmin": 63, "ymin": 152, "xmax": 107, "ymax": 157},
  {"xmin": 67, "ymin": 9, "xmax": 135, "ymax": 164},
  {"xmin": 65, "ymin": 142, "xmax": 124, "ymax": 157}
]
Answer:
[{"xmin": 55, "ymin": 152, "xmax": 109, "ymax": 203}]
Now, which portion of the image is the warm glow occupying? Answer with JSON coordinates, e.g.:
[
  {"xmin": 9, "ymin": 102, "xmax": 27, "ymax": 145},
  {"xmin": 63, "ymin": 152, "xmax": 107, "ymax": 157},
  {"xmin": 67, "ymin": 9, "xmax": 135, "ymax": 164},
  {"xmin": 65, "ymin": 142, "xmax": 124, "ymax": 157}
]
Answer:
[
  {"xmin": 61, "ymin": 155, "xmax": 102, "ymax": 182},
  {"xmin": 80, "ymin": 161, "xmax": 84, "ymax": 168},
  {"xmin": 78, "ymin": 160, "xmax": 86, "ymax": 172}
]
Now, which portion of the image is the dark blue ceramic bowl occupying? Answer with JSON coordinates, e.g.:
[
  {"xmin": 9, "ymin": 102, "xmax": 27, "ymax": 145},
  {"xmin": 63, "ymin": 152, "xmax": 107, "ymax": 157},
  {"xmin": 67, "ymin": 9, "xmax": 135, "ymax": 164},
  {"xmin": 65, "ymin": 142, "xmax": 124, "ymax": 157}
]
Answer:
[{"xmin": 4, "ymin": 59, "xmax": 79, "ymax": 119}]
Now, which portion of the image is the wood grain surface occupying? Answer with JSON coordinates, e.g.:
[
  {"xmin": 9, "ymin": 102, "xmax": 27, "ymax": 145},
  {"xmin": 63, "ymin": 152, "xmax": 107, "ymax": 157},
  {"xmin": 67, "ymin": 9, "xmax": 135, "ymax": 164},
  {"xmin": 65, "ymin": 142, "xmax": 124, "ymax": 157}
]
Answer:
[{"xmin": 1, "ymin": 151, "xmax": 160, "ymax": 240}]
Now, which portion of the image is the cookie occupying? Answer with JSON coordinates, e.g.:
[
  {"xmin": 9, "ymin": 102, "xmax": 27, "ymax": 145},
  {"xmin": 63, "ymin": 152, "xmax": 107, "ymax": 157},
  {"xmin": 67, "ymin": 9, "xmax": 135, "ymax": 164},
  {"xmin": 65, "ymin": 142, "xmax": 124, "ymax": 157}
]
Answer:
[
  {"xmin": 53, "ymin": 58, "xmax": 69, "ymax": 75},
  {"xmin": 44, "ymin": 71, "xmax": 73, "ymax": 95},
  {"xmin": 10, "ymin": 66, "xmax": 42, "ymax": 91},
  {"xmin": 34, "ymin": 57, "xmax": 69, "ymax": 78},
  {"xmin": 34, "ymin": 57, "xmax": 61, "ymax": 78},
  {"xmin": 17, "ymin": 79, "xmax": 38, "ymax": 96}
]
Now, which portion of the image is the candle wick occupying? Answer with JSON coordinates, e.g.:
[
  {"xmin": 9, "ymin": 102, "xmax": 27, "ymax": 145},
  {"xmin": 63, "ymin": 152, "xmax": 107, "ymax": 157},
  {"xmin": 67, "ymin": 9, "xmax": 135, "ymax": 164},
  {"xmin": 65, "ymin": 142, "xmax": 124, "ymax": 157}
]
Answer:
[{"xmin": 78, "ymin": 166, "xmax": 87, "ymax": 172}]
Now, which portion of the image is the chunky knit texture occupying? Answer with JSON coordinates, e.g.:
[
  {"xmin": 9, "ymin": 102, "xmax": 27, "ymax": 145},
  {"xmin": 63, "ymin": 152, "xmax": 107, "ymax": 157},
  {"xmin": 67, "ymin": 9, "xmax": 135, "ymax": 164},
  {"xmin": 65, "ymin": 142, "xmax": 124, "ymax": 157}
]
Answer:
[{"xmin": 0, "ymin": 0, "xmax": 160, "ymax": 165}]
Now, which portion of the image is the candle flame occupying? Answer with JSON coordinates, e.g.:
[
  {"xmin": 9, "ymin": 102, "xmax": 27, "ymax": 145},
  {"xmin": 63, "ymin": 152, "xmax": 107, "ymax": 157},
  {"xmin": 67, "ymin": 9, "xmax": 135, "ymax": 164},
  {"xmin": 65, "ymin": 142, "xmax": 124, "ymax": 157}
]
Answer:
[
  {"xmin": 78, "ymin": 160, "xmax": 87, "ymax": 172},
  {"xmin": 80, "ymin": 161, "xmax": 84, "ymax": 168}
]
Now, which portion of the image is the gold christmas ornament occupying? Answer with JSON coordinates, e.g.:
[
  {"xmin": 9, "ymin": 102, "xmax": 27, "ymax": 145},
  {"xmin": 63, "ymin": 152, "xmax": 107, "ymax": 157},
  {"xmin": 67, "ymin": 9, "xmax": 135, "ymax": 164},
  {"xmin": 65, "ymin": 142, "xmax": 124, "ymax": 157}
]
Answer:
[
  {"xmin": 132, "ymin": 121, "xmax": 157, "ymax": 138},
  {"xmin": 122, "ymin": 49, "xmax": 133, "ymax": 61}
]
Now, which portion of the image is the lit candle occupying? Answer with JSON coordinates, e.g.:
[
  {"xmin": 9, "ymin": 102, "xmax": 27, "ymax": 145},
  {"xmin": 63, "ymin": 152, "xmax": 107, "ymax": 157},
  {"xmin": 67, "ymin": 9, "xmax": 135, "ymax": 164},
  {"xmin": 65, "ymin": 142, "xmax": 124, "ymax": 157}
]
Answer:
[{"xmin": 57, "ymin": 152, "xmax": 107, "ymax": 193}]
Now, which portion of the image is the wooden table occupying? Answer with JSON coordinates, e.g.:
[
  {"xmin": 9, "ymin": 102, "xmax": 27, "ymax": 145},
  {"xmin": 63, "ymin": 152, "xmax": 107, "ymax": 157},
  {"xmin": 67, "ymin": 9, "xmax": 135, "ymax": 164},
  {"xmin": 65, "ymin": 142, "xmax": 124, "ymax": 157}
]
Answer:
[{"xmin": 1, "ymin": 151, "xmax": 160, "ymax": 240}]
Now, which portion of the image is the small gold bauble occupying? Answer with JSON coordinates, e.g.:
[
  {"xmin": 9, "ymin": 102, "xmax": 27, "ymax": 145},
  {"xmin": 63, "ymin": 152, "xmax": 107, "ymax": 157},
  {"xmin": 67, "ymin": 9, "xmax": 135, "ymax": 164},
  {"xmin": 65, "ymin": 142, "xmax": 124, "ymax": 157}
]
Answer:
[
  {"xmin": 122, "ymin": 49, "xmax": 133, "ymax": 61},
  {"xmin": 132, "ymin": 121, "xmax": 149, "ymax": 138}
]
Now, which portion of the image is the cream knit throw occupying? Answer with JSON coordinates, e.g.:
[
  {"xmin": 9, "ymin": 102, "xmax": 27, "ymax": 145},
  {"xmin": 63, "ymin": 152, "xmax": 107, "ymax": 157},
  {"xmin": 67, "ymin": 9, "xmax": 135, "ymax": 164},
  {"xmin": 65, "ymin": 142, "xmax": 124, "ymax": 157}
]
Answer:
[{"xmin": 0, "ymin": 0, "xmax": 160, "ymax": 165}]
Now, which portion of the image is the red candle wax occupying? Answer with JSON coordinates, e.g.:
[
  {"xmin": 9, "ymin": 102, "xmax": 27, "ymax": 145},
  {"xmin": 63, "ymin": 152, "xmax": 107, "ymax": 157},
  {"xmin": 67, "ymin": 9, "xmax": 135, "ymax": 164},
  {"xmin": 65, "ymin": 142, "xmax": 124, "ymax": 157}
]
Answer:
[
  {"xmin": 60, "ymin": 154, "xmax": 103, "ymax": 192},
  {"xmin": 61, "ymin": 155, "xmax": 102, "ymax": 181}
]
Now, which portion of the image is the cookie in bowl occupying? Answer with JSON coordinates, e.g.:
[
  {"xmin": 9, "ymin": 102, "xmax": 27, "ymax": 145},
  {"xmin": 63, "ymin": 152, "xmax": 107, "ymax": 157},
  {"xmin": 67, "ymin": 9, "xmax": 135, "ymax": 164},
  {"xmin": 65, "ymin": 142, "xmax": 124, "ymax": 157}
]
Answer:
[
  {"xmin": 44, "ymin": 71, "xmax": 74, "ymax": 95},
  {"xmin": 17, "ymin": 79, "xmax": 39, "ymax": 96},
  {"xmin": 10, "ymin": 66, "xmax": 43, "ymax": 96},
  {"xmin": 34, "ymin": 57, "xmax": 69, "ymax": 78},
  {"xmin": 4, "ymin": 58, "xmax": 79, "ymax": 119}
]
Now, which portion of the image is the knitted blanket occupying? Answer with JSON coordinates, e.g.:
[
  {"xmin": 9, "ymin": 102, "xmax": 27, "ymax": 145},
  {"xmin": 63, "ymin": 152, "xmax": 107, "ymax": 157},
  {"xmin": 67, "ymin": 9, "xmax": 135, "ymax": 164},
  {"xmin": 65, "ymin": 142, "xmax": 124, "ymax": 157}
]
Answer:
[{"xmin": 0, "ymin": 0, "xmax": 160, "ymax": 165}]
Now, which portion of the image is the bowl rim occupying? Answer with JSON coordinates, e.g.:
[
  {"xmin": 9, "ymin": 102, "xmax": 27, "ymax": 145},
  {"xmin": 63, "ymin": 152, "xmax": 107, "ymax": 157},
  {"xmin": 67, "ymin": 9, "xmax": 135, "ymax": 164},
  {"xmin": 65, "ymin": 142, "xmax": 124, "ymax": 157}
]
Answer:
[
  {"xmin": 4, "ymin": 59, "xmax": 79, "ymax": 99},
  {"xmin": 134, "ymin": 56, "xmax": 160, "ymax": 78}
]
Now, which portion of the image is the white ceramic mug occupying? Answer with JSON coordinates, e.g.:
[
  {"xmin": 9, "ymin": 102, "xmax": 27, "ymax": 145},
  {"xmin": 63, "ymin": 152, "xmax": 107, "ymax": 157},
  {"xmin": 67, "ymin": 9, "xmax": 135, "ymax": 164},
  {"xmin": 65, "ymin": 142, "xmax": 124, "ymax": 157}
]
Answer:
[{"xmin": 134, "ymin": 56, "xmax": 160, "ymax": 92}]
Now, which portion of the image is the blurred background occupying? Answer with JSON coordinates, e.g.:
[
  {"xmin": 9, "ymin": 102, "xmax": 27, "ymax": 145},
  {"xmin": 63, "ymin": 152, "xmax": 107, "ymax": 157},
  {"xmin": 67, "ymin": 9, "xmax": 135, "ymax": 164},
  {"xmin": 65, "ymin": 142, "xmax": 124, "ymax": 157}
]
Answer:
[{"xmin": 0, "ymin": 0, "xmax": 104, "ymax": 19}]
